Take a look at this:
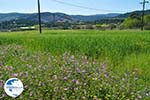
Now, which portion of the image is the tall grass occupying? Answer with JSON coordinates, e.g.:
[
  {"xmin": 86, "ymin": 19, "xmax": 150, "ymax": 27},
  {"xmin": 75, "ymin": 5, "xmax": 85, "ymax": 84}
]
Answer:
[{"xmin": 0, "ymin": 30, "xmax": 150, "ymax": 68}]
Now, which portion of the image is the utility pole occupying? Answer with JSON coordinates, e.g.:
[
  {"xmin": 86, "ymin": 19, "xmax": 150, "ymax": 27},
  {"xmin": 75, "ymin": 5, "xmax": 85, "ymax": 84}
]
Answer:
[
  {"xmin": 140, "ymin": 0, "xmax": 149, "ymax": 31},
  {"xmin": 38, "ymin": 0, "xmax": 42, "ymax": 33}
]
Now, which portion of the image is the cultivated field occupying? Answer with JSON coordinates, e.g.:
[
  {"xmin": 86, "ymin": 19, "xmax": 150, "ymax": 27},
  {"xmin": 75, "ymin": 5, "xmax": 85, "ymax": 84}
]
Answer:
[{"xmin": 0, "ymin": 30, "xmax": 150, "ymax": 100}]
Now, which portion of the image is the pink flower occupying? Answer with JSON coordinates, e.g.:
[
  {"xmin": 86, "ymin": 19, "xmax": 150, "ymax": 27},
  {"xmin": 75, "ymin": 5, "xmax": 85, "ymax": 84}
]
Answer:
[
  {"xmin": 63, "ymin": 77, "xmax": 68, "ymax": 80},
  {"xmin": 138, "ymin": 95, "xmax": 142, "ymax": 99},
  {"xmin": 12, "ymin": 73, "xmax": 18, "ymax": 77},
  {"xmin": 30, "ymin": 92, "xmax": 33, "ymax": 96},
  {"xmin": 75, "ymin": 80, "xmax": 79, "ymax": 85},
  {"xmin": 101, "ymin": 62, "xmax": 107, "ymax": 69}
]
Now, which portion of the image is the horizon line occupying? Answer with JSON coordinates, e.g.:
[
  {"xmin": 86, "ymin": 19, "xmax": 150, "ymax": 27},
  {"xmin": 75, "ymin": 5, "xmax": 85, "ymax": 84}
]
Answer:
[{"xmin": 0, "ymin": 10, "xmax": 145, "ymax": 16}]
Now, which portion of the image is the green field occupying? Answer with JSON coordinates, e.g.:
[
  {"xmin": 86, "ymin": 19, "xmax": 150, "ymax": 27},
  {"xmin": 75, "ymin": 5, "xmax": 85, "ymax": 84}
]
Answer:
[{"xmin": 0, "ymin": 30, "xmax": 150, "ymax": 100}]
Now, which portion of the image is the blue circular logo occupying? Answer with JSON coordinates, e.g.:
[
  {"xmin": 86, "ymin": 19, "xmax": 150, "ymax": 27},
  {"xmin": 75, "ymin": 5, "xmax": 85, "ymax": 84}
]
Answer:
[{"xmin": 4, "ymin": 78, "xmax": 24, "ymax": 98}]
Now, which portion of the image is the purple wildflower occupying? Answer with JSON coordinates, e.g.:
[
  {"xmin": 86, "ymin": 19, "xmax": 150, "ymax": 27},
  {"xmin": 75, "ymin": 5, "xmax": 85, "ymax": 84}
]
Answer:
[
  {"xmin": 138, "ymin": 95, "xmax": 142, "ymax": 99},
  {"xmin": 63, "ymin": 77, "xmax": 68, "ymax": 80},
  {"xmin": 75, "ymin": 80, "xmax": 79, "ymax": 85},
  {"xmin": 30, "ymin": 92, "xmax": 33, "ymax": 96},
  {"xmin": 76, "ymin": 68, "xmax": 80, "ymax": 73},
  {"xmin": 101, "ymin": 62, "xmax": 107, "ymax": 69},
  {"xmin": 12, "ymin": 73, "xmax": 18, "ymax": 77}
]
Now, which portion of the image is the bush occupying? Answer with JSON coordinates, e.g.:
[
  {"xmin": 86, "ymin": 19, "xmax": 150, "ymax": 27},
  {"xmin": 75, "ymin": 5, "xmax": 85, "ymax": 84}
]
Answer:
[{"xmin": 120, "ymin": 17, "xmax": 141, "ymax": 29}]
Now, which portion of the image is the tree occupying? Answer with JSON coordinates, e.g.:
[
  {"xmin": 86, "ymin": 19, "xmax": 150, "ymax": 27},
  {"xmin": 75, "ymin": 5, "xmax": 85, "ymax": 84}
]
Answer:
[
  {"xmin": 120, "ymin": 14, "xmax": 141, "ymax": 29},
  {"xmin": 144, "ymin": 14, "xmax": 150, "ymax": 30}
]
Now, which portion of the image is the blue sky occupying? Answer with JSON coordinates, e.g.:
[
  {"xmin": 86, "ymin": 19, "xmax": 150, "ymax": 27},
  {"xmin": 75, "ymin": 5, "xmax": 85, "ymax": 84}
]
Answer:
[{"xmin": 0, "ymin": 0, "xmax": 149, "ymax": 15}]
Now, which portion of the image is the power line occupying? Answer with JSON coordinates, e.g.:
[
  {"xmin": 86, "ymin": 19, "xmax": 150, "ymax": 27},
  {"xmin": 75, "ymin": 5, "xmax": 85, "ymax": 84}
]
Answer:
[
  {"xmin": 140, "ymin": 0, "xmax": 149, "ymax": 31},
  {"xmin": 50, "ymin": 0, "xmax": 125, "ymax": 12}
]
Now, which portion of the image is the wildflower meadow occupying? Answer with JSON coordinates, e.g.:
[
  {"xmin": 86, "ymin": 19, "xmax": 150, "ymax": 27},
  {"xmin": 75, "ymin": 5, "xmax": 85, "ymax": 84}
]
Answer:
[{"xmin": 0, "ymin": 30, "xmax": 150, "ymax": 100}]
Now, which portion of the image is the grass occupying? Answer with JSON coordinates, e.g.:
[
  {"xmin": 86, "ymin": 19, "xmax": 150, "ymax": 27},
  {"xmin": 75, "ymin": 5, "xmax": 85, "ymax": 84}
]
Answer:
[{"xmin": 0, "ymin": 30, "xmax": 150, "ymax": 99}]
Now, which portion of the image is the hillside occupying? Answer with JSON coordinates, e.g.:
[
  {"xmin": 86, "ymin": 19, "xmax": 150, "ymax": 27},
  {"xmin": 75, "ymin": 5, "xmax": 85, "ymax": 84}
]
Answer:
[
  {"xmin": 71, "ymin": 13, "xmax": 120, "ymax": 22},
  {"xmin": 0, "ymin": 12, "xmax": 120, "ymax": 23},
  {"xmin": 0, "ymin": 12, "xmax": 76, "ymax": 23},
  {"xmin": 1, "ymin": 10, "xmax": 150, "ymax": 23}
]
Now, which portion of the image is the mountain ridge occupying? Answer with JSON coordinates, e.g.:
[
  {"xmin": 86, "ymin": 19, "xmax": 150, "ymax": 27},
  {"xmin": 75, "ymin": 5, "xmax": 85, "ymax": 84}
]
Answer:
[
  {"xmin": 0, "ymin": 12, "xmax": 120, "ymax": 23},
  {"xmin": 0, "ymin": 10, "xmax": 150, "ymax": 23}
]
